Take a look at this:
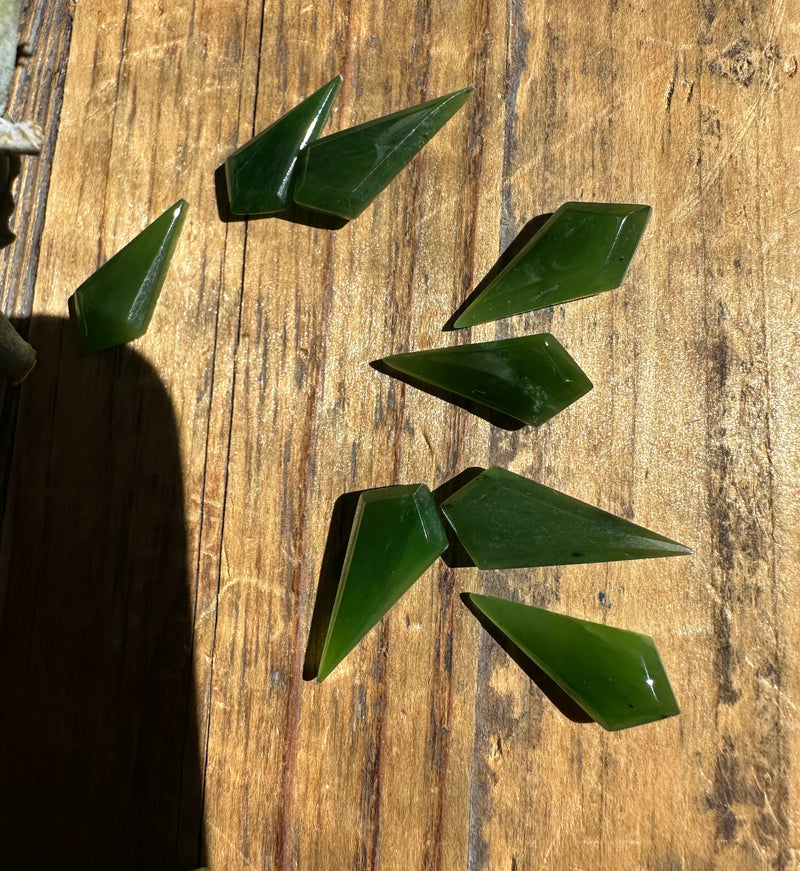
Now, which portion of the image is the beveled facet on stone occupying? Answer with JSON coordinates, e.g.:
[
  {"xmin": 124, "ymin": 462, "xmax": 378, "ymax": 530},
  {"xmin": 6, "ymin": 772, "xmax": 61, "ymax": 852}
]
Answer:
[
  {"xmin": 292, "ymin": 87, "xmax": 473, "ymax": 220},
  {"xmin": 317, "ymin": 484, "xmax": 448, "ymax": 682},
  {"xmin": 462, "ymin": 593, "xmax": 680, "ymax": 730},
  {"xmin": 224, "ymin": 76, "xmax": 342, "ymax": 216},
  {"xmin": 453, "ymin": 202, "xmax": 652, "ymax": 328},
  {"xmin": 382, "ymin": 334, "xmax": 592, "ymax": 428},
  {"xmin": 70, "ymin": 200, "xmax": 188, "ymax": 354},
  {"xmin": 441, "ymin": 466, "xmax": 691, "ymax": 569}
]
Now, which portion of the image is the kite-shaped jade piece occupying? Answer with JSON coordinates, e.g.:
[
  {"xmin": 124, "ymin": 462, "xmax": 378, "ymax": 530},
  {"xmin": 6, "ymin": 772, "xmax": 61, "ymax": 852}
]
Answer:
[
  {"xmin": 317, "ymin": 484, "xmax": 448, "ymax": 681},
  {"xmin": 224, "ymin": 76, "xmax": 342, "ymax": 216},
  {"xmin": 292, "ymin": 87, "xmax": 473, "ymax": 220},
  {"xmin": 463, "ymin": 593, "xmax": 680, "ymax": 730},
  {"xmin": 453, "ymin": 202, "xmax": 651, "ymax": 328},
  {"xmin": 70, "ymin": 200, "xmax": 188, "ymax": 353},
  {"xmin": 382, "ymin": 333, "xmax": 592, "ymax": 428},
  {"xmin": 441, "ymin": 466, "xmax": 690, "ymax": 569}
]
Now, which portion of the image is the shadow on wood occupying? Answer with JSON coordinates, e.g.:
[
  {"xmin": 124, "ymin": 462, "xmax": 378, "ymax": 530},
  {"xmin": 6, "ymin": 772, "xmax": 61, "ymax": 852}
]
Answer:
[
  {"xmin": 442, "ymin": 212, "xmax": 553, "ymax": 331},
  {"xmin": 303, "ymin": 488, "xmax": 368, "ymax": 681},
  {"xmin": 0, "ymin": 317, "xmax": 206, "ymax": 869},
  {"xmin": 213, "ymin": 162, "xmax": 348, "ymax": 230},
  {"xmin": 432, "ymin": 467, "xmax": 485, "ymax": 568},
  {"xmin": 370, "ymin": 358, "xmax": 526, "ymax": 431},
  {"xmin": 460, "ymin": 593, "xmax": 594, "ymax": 725}
]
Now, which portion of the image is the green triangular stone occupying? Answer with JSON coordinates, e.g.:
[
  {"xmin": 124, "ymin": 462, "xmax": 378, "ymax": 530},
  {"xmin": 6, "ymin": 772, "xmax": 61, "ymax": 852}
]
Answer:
[
  {"xmin": 224, "ymin": 76, "xmax": 342, "ymax": 216},
  {"xmin": 441, "ymin": 466, "xmax": 691, "ymax": 569},
  {"xmin": 70, "ymin": 200, "xmax": 188, "ymax": 354},
  {"xmin": 463, "ymin": 593, "xmax": 680, "ymax": 730},
  {"xmin": 317, "ymin": 484, "xmax": 448, "ymax": 682},
  {"xmin": 382, "ymin": 334, "xmax": 592, "ymax": 428},
  {"xmin": 292, "ymin": 87, "xmax": 473, "ymax": 220},
  {"xmin": 454, "ymin": 202, "xmax": 651, "ymax": 328}
]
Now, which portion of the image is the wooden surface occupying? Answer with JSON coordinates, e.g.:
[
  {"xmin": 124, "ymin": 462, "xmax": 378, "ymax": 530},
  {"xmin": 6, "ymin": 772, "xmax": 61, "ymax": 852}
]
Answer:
[{"xmin": 0, "ymin": 0, "xmax": 798, "ymax": 868}]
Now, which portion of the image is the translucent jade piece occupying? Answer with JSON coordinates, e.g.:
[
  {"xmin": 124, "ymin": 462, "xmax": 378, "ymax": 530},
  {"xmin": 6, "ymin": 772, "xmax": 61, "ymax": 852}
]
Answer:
[
  {"xmin": 463, "ymin": 593, "xmax": 680, "ymax": 730},
  {"xmin": 224, "ymin": 76, "xmax": 342, "ymax": 216},
  {"xmin": 317, "ymin": 484, "xmax": 448, "ymax": 682},
  {"xmin": 70, "ymin": 200, "xmax": 188, "ymax": 354},
  {"xmin": 382, "ymin": 334, "xmax": 592, "ymax": 428},
  {"xmin": 292, "ymin": 87, "xmax": 473, "ymax": 220},
  {"xmin": 441, "ymin": 466, "xmax": 690, "ymax": 569},
  {"xmin": 454, "ymin": 202, "xmax": 651, "ymax": 328}
]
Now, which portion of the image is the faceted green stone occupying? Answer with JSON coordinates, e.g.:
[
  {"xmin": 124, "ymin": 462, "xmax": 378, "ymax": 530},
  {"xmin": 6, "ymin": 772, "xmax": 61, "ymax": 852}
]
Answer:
[
  {"xmin": 317, "ymin": 484, "xmax": 448, "ymax": 682},
  {"xmin": 453, "ymin": 202, "xmax": 652, "ymax": 328},
  {"xmin": 463, "ymin": 593, "xmax": 680, "ymax": 730},
  {"xmin": 382, "ymin": 334, "xmax": 592, "ymax": 428},
  {"xmin": 224, "ymin": 76, "xmax": 341, "ymax": 216},
  {"xmin": 292, "ymin": 87, "xmax": 473, "ymax": 220},
  {"xmin": 70, "ymin": 200, "xmax": 188, "ymax": 354},
  {"xmin": 441, "ymin": 466, "xmax": 690, "ymax": 569}
]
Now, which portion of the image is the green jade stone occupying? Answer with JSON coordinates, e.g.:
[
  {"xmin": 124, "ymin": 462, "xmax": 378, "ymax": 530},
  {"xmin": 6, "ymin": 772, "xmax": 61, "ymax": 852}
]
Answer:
[
  {"xmin": 454, "ymin": 202, "xmax": 652, "ymax": 328},
  {"xmin": 70, "ymin": 200, "xmax": 188, "ymax": 354},
  {"xmin": 224, "ymin": 76, "xmax": 342, "ymax": 216},
  {"xmin": 292, "ymin": 87, "xmax": 473, "ymax": 220},
  {"xmin": 463, "ymin": 593, "xmax": 680, "ymax": 730},
  {"xmin": 317, "ymin": 484, "xmax": 448, "ymax": 682},
  {"xmin": 382, "ymin": 333, "xmax": 592, "ymax": 428},
  {"xmin": 441, "ymin": 466, "xmax": 691, "ymax": 569}
]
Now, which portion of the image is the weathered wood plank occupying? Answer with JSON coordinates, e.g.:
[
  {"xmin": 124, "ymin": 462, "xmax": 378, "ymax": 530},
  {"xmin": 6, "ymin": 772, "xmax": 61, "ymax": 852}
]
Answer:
[
  {"xmin": 1, "ymin": 0, "xmax": 799, "ymax": 868},
  {"xmin": 461, "ymin": 1, "xmax": 800, "ymax": 869}
]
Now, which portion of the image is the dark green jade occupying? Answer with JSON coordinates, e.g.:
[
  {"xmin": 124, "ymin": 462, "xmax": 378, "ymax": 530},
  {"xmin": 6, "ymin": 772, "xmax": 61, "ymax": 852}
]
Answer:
[
  {"xmin": 292, "ymin": 87, "xmax": 473, "ymax": 220},
  {"xmin": 441, "ymin": 466, "xmax": 690, "ymax": 569},
  {"xmin": 317, "ymin": 484, "xmax": 448, "ymax": 682},
  {"xmin": 224, "ymin": 76, "xmax": 341, "ymax": 216},
  {"xmin": 463, "ymin": 593, "xmax": 680, "ymax": 730},
  {"xmin": 70, "ymin": 200, "xmax": 188, "ymax": 354},
  {"xmin": 382, "ymin": 334, "xmax": 592, "ymax": 428},
  {"xmin": 454, "ymin": 202, "xmax": 651, "ymax": 328}
]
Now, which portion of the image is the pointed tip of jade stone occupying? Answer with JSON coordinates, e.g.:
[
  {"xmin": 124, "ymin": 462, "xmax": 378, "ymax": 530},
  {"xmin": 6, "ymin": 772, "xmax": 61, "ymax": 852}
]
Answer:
[
  {"xmin": 292, "ymin": 86, "xmax": 473, "ymax": 221},
  {"xmin": 70, "ymin": 199, "xmax": 188, "ymax": 354},
  {"xmin": 441, "ymin": 466, "xmax": 691, "ymax": 569},
  {"xmin": 462, "ymin": 593, "xmax": 680, "ymax": 731},
  {"xmin": 316, "ymin": 483, "xmax": 448, "ymax": 681},
  {"xmin": 224, "ymin": 75, "xmax": 342, "ymax": 217},
  {"xmin": 452, "ymin": 202, "xmax": 651, "ymax": 328},
  {"xmin": 452, "ymin": 306, "xmax": 488, "ymax": 329}
]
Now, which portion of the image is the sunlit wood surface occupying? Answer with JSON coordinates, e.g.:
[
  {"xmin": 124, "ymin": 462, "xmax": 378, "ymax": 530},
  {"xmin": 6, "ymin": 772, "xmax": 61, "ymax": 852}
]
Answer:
[{"xmin": 1, "ymin": 0, "xmax": 799, "ymax": 868}]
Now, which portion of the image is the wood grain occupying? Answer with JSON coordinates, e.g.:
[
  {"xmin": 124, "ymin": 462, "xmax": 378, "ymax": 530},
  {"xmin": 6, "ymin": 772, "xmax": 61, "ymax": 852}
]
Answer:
[{"xmin": 0, "ymin": 0, "xmax": 799, "ymax": 868}]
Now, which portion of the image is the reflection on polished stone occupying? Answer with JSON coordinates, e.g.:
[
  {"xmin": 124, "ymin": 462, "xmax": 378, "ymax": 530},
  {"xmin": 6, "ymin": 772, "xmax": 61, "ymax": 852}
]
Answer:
[
  {"xmin": 224, "ymin": 76, "xmax": 341, "ymax": 216},
  {"xmin": 293, "ymin": 88, "xmax": 473, "ymax": 220},
  {"xmin": 317, "ymin": 484, "xmax": 448, "ymax": 682},
  {"xmin": 463, "ymin": 593, "xmax": 680, "ymax": 730},
  {"xmin": 382, "ymin": 333, "xmax": 592, "ymax": 428},
  {"xmin": 70, "ymin": 200, "xmax": 188, "ymax": 353},
  {"xmin": 454, "ymin": 202, "xmax": 651, "ymax": 327}
]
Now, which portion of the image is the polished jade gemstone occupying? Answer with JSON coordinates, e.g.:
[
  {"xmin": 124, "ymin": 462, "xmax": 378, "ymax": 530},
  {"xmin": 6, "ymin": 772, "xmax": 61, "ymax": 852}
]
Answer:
[
  {"xmin": 70, "ymin": 200, "xmax": 188, "ymax": 354},
  {"xmin": 463, "ymin": 593, "xmax": 680, "ymax": 730},
  {"xmin": 292, "ymin": 87, "xmax": 473, "ymax": 220},
  {"xmin": 317, "ymin": 484, "xmax": 448, "ymax": 682},
  {"xmin": 382, "ymin": 334, "xmax": 592, "ymax": 428},
  {"xmin": 453, "ymin": 202, "xmax": 652, "ymax": 328},
  {"xmin": 224, "ymin": 76, "xmax": 341, "ymax": 216},
  {"xmin": 441, "ymin": 466, "xmax": 690, "ymax": 569}
]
